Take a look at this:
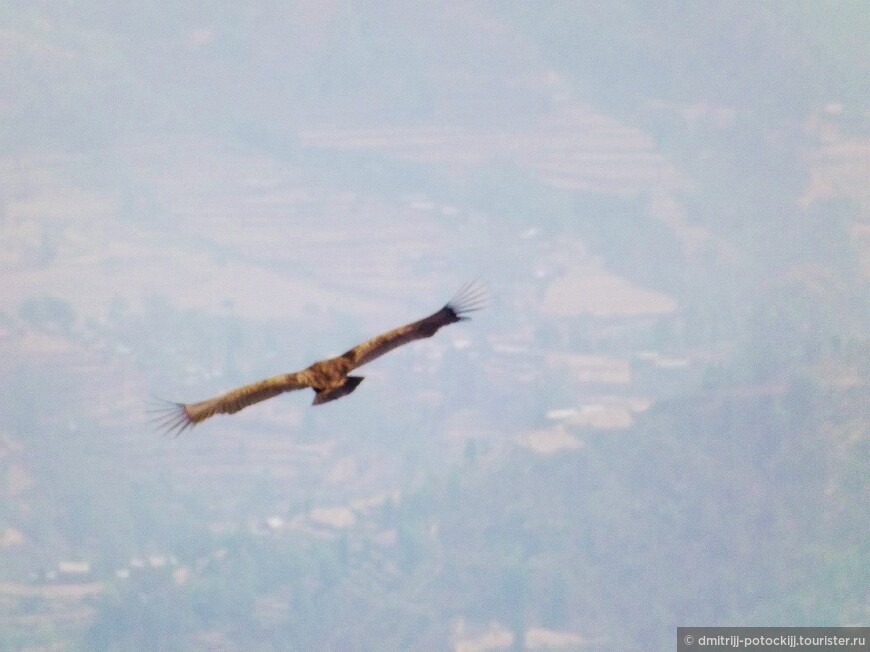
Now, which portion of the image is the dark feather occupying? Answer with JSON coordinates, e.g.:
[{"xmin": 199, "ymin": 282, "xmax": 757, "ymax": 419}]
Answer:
[
  {"xmin": 342, "ymin": 281, "xmax": 486, "ymax": 370},
  {"xmin": 443, "ymin": 280, "xmax": 487, "ymax": 320}
]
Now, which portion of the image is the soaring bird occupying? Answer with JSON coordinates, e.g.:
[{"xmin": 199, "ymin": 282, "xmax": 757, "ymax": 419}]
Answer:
[{"xmin": 153, "ymin": 282, "xmax": 485, "ymax": 434}]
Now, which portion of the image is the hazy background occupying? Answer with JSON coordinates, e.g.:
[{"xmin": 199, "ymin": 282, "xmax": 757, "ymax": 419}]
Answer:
[{"xmin": 1, "ymin": 2, "xmax": 867, "ymax": 650}]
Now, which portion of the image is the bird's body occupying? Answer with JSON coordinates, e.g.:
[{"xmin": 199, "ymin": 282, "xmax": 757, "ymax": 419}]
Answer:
[{"xmin": 154, "ymin": 282, "xmax": 485, "ymax": 434}]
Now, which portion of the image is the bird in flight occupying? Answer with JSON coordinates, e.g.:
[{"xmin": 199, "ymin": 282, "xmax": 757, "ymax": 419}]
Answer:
[{"xmin": 153, "ymin": 282, "xmax": 485, "ymax": 435}]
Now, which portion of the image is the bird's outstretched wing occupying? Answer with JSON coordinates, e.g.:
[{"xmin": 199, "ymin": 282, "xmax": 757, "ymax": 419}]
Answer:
[
  {"xmin": 341, "ymin": 281, "xmax": 486, "ymax": 371},
  {"xmin": 154, "ymin": 282, "xmax": 486, "ymax": 434},
  {"xmin": 151, "ymin": 371, "xmax": 311, "ymax": 436}
]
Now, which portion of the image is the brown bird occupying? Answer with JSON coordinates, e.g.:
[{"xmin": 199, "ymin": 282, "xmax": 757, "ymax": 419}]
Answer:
[{"xmin": 153, "ymin": 282, "xmax": 485, "ymax": 435}]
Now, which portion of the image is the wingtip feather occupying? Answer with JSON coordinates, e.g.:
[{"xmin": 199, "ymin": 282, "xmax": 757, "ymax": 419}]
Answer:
[
  {"xmin": 147, "ymin": 397, "xmax": 195, "ymax": 437},
  {"xmin": 445, "ymin": 280, "xmax": 487, "ymax": 318}
]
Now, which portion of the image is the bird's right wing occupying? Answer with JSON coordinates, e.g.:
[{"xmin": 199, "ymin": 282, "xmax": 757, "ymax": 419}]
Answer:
[{"xmin": 153, "ymin": 371, "xmax": 312, "ymax": 435}]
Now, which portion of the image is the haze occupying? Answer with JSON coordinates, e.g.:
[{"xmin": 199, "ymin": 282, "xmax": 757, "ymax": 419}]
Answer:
[{"xmin": 0, "ymin": 3, "xmax": 867, "ymax": 650}]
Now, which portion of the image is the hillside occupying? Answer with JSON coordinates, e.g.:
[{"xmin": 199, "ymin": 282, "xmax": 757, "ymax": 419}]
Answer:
[{"xmin": 0, "ymin": 3, "xmax": 867, "ymax": 650}]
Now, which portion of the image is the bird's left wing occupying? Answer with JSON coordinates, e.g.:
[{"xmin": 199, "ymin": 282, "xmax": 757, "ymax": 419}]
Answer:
[
  {"xmin": 153, "ymin": 371, "xmax": 311, "ymax": 435},
  {"xmin": 341, "ymin": 282, "xmax": 485, "ymax": 371}
]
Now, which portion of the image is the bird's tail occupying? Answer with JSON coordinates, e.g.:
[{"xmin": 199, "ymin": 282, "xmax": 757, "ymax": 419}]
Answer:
[{"xmin": 312, "ymin": 376, "xmax": 365, "ymax": 406}]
